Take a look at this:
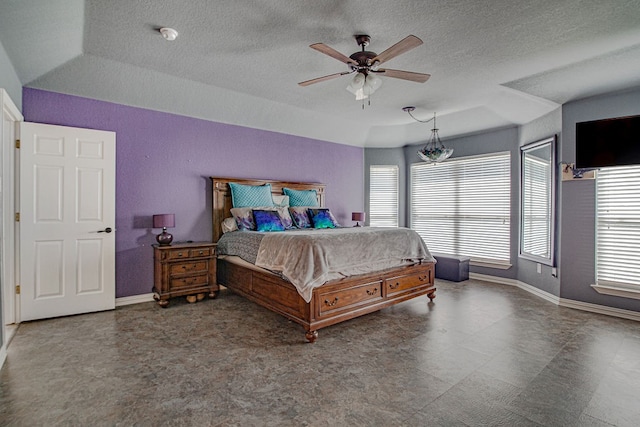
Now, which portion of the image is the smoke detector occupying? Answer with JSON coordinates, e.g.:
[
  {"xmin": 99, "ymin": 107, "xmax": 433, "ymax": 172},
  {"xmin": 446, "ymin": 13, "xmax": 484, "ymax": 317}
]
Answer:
[{"xmin": 159, "ymin": 27, "xmax": 178, "ymax": 41}]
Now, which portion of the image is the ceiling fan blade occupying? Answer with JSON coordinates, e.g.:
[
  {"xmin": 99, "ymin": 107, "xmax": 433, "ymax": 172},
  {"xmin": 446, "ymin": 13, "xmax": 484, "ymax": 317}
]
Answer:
[
  {"xmin": 310, "ymin": 43, "xmax": 357, "ymax": 65},
  {"xmin": 372, "ymin": 35, "xmax": 423, "ymax": 65},
  {"xmin": 377, "ymin": 68, "xmax": 431, "ymax": 83},
  {"xmin": 298, "ymin": 72, "xmax": 351, "ymax": 87}
]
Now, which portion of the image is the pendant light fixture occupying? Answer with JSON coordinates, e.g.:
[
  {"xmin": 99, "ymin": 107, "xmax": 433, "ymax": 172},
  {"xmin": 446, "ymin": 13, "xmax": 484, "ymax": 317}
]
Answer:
[{"xmin": 403, "ymin": 106, "xmax": 453, "ymax": 163}]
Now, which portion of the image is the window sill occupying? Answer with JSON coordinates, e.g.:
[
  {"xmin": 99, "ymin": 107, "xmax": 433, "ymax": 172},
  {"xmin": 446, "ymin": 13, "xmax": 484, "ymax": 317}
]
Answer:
[{"xmin": 592, "ymin": 283, "xmax": 640, "ymax": 301}]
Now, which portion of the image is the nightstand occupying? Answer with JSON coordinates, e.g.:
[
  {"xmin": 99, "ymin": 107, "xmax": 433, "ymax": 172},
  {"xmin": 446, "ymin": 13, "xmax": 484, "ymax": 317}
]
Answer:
[{"xmin": 152, "ymin": 242, "xmax": 218, "ymax": 307}]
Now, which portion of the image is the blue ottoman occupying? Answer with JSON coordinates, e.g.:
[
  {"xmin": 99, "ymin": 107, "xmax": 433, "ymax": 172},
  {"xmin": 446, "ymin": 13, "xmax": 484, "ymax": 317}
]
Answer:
[{"xmin": 432, "ymin": 253, "xmax": 470, "ymax": 282}]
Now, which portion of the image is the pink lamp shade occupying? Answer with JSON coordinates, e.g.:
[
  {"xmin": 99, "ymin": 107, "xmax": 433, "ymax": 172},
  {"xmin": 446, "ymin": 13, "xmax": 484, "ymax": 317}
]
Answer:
[
  {"xmin": 352, "ymin": 212, "xmax": 365, "ymax": 227},
  {"xmin": 153, "ymin": 214, "xmax": 175, "ymax": 229},
  {"xmin": 153, "ymin": 214, "xmax": 175, "ymax": 245}
]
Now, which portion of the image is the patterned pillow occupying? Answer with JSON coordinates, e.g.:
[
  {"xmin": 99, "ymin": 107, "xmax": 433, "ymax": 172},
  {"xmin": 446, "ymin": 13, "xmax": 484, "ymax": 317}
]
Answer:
[
  {"xmin": 230, "ymin": 206, "xmax": 271, "ymax": 230},
  {"xmin": 289, "ymin": 206, "xmax": 312, "ymax": 228},
  {"xmin": 229, "ymin": 183, "xmax": 274, "ymax": 208},
  {"xmin": 230, "ymin": 207, "xmax": 292, "ymax": 231},
  {"xmin": 283, "ymin": 188, "xmax": 319, "ymax": 207},
  {"xmin": 276, "ymin": 207, "xmax": 295, "ymax": 229},
  {"xmin": 309, "ymin": 208, "xmax": 338, "ymax": 229},
  {"xmin": 311, "ymin": 208, "xmax": 340, "ymax": 227},
  {"xmin": 253, "ymin": 210, "xmax": 285, "ymax": 232}
]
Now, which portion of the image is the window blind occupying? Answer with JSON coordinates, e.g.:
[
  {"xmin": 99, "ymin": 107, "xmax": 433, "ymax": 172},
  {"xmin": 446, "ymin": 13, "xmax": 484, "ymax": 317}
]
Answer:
[
  {"xmin": 369, "ymin": 165, "xmax": 399, "ymax": 227},
  {"xmin": 410, "ymin": 153, "xmax": 511, "ymax": 264},
  {"xmin": 596, "ymin": 165, "xmax": 640, "ymax": 288},
  {"xmin": 522, "ymin": 155, "xmax": 551, "ymax": 258}
]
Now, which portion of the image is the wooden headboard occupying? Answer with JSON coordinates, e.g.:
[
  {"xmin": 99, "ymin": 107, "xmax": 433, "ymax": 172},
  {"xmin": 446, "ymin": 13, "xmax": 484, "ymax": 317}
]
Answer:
[{"xmin": 210, "ymin": 177, "xmax": 326, "ymax": 243}]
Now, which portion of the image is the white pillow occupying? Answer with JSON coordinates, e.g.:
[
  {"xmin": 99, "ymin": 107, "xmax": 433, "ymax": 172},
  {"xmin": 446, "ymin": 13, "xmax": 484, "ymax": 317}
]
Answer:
[
  {"xmin": 272, "ymin": 195, "xmax": 290, "ymax": 207},
  {"xmin": 221, "ymin": 217, "xmax": 238, "ymax": 234}
]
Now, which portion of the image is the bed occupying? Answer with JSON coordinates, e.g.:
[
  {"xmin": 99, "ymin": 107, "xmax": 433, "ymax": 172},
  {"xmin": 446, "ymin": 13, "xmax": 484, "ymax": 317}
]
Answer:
[{"xmin": 211, "ymin": 177, "xmax": 436, "ymax": 342}]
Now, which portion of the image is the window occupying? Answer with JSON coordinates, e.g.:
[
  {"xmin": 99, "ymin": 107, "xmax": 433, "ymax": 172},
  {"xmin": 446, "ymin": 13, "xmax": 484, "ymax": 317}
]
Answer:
[
  {"xmin": 411, "ymin": 152, "xmax": 511, "ymax": 266},
  {"xmin": 595, "ymin": 165, "xmax": 640, "ymax": 297},
  {"xmin": 369, "ymin": 165, "xmax": 399, "ymax": 227},
  {"xmin": 520, "ymin": 136, "xmax": 556, "ymax": 265}
]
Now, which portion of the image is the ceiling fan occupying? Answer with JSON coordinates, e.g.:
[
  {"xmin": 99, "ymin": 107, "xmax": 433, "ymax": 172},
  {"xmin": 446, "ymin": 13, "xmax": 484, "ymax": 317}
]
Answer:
[{"xmin": 298, "ymin": 34, "xmax": 430, "ymax": 100}]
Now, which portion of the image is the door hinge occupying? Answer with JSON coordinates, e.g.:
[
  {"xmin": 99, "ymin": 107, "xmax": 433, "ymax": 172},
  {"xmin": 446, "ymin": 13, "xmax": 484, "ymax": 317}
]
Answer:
[
  {"xmin": 15, "ymin": 285, "xmax": 20, "ymax": 294},
  {"xmin": 15, "ymin": 139, "xmax": 20, "ymax": 149},
  {"xmin": 15, "ymin": 212, "xmax": 19, "ymax": 222}
]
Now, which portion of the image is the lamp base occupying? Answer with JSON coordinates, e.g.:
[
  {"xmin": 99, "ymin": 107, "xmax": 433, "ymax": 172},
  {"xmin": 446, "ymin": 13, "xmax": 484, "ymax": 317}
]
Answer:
[
  {"xmin": 156, "ymin": 228, "xmax": 173, "ymax": 246},
  {"xmin": 354, "ymin": 222, "xmax": 361, "ymax": 227}
]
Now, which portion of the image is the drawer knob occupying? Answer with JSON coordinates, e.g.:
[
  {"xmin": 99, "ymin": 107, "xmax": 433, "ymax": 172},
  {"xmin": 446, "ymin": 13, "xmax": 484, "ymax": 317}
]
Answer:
[
  {"xmin": 198, "ymin": 250, "xmax": 204, "ymax": 255},
  {"xmin": 366, "ymin": 288, "xmax": 378, "ymax": 296},
  {"xmin": 324, "ymin": 297, "xmax": 339, "ymax": 307},
  {"xmin": 389, "ymin": 282, "xmax": 400, "ymax": 290},
  {"xmin": 177, "ymin": 252, "xmax": 184, "ymax": 257}
]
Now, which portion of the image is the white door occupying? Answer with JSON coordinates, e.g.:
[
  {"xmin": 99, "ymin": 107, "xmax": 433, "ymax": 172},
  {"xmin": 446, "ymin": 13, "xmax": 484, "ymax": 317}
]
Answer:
[{"xmin": 19, "ymin": 122, "xmax": 116, "ymax": 321}]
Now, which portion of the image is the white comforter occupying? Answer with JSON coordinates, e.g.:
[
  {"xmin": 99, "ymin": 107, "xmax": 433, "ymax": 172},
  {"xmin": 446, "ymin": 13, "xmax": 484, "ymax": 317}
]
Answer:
[{"xmin": 254, "ymin": 227, "xmax": 434, "ymax": 303}]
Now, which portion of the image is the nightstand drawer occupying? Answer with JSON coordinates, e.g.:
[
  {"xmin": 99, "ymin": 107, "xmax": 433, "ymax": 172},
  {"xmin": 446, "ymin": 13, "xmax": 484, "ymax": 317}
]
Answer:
[
  {"xmin": 170, "ymin": 274, "xmax": 209, "ymax": 289},
  {"xmin": 190, "ymin": 247, "xmax": 214, "ymax": 258},
  {"xmin": 166, "ymin": 249, "xmax": 190, "ymax": 260},
  {"xmin": 169, "ymin": 260, "xmax": 208, "ymax": 275}
]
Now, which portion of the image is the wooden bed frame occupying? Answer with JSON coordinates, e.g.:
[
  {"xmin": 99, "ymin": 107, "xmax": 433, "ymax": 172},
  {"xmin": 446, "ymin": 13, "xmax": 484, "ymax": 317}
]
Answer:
[{"xmin": 211, "ymin": 177, "xmax": 436, "ymax": 342}]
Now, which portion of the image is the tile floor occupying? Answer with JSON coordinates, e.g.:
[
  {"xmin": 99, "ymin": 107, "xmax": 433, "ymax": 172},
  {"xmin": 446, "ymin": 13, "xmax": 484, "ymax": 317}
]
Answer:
[{"xmin": 1, "ymin": 279, "xmax": 639, "ymax": 426}]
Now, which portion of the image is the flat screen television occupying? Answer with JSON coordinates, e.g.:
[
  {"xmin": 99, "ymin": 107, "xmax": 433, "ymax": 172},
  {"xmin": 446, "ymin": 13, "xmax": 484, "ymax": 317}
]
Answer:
[{"xmin": 576, "ymin": 114, "xmax": 640, "ymax": 169}]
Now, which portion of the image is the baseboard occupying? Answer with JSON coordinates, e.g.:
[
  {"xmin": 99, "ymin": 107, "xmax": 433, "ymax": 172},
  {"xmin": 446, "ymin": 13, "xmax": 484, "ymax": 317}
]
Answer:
[
  {"xmin": 0, "ymin": 344, "xmax": 6, "ymax": 372},
  {"xmin": 469, "ymin": 272, "xmax": 517, "ymax": 287},
  {"xmin": 469, "ymin": 273, "xmax": 638, "ymax": 322},
  {"xmin": 115, "ymin": 293, "xmax": 155, "ymax": 307},
  {"xmin": 515, "ymin": 280, "xmax": 561, "ymax": 305}
]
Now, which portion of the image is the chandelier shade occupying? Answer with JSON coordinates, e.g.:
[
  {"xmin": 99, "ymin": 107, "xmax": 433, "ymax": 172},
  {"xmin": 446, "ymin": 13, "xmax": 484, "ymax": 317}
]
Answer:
[{"xmin": 403, "ymin": 107, "xmax": 453, "ymax": 163}]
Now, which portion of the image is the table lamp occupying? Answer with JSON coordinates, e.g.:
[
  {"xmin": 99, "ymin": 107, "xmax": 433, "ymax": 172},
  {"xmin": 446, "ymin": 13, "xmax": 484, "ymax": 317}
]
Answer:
[
  {"xmin": 352, "ymin": 212, "xmax": 365, "ymax": 227},
  {"xmin": 153, "ymin": 214, "xmax": 175, "ymax": 245}
]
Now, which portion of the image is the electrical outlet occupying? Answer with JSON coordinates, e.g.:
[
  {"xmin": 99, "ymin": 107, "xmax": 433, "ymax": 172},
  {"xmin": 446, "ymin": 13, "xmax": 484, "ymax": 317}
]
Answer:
[
  {"xmin": 552, "ymin": 267, "xmax": 558, "ymax": 277},
  {"xmin": 537, "ymin": 263, "xmax": 542, "ymax": 274}
]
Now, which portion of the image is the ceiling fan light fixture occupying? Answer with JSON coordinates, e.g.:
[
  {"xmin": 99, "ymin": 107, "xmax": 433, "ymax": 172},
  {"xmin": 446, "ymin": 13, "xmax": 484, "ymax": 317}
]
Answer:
[
  {"xmin": 364, "ymin": 73, "xmax": 382, "ymax": 92},
  {"xmin": 346, "ymin": 73, "xmax": 382, "ymax": 101}
]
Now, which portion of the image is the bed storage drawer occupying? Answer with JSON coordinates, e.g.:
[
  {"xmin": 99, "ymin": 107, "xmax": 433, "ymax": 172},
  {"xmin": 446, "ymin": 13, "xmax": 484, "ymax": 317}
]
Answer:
[
  {"xmin": 317, "ymin": 280, "xmax": 383, "ymax": 315},
  {"xmin": 385, "ymin": 266, "xmax": 433, "ymax": 297}
]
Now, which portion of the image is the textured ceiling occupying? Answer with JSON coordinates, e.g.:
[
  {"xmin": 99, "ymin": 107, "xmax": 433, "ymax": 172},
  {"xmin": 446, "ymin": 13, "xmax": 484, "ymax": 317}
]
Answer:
[{"xmin": 2, "ymin": 0, "xmax": 640, "ymax": 147}]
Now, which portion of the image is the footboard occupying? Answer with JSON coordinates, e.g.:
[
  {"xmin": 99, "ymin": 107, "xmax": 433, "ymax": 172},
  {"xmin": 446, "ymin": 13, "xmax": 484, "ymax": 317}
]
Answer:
[
  {"xmin": 217, "ymin": 258, "xmax": 435, "ymax": 342},
  {"xmin": 308, "ymin": 263, "xmax": 435, "ymax": 339}
]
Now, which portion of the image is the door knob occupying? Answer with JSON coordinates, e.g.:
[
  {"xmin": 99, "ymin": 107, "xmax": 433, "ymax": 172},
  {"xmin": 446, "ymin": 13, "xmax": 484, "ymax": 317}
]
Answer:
[{"xmin": 98, "ymin": 227, "xmax": 113, "ymax": 233}]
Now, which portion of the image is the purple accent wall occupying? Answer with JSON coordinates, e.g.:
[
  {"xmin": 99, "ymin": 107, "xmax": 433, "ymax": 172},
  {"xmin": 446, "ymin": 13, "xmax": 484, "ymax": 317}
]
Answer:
[{"xmin": 23, "ymin": 88, "xmax": 364, "ymax": 298}]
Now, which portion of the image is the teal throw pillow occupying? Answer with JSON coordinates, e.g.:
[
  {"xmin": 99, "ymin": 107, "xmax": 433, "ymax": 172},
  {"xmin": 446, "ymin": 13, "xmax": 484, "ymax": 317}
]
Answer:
[
  {"xmin": 283, "ymin": 188, "xmax": 319, "ymax": 207},
  {"xmin": 229, "ymin": 183, "xmax": 274, "ymax": 208}
]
